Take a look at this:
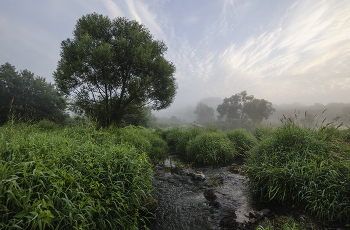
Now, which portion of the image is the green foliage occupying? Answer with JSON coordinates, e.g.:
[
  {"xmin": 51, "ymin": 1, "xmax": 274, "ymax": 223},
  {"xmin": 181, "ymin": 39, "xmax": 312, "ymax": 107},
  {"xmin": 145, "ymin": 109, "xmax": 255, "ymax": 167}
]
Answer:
[
  {"xmin": 175, "ymin": 128, "xmax": 202, "ymax": 155},
  {"xmin": 54, "ymin": 13, "xmax": 177, "ymax": 127},
  {"xmin": 162, "ymin": 128, "xmax": 184, "ymax": 154},
  {"xmin": 194, "ymin": 102, "xmax": 215, "ymax": 123},
  {"xmin": 186, "ymin": 132, "xmax": 236, "ymax": 164},
  {"xmin": 215, "ymin": 118, "xmax": 254, "ymax": 131},
  {"xmin": 113, "ymin": 125, "xmax": 169, "ymax": 161},
  {"xmin": 0, "ymin": 63, "xmax": 67, "ymax": 125},
  {"xmin": 225, "ymin": 129, "xmax": 258, "ymax": 156},
  {"xmin": 253, "ymin": 125, "xmax": 275, "ymax": 141},
  {"xmin": 0, "ymin": 123, "xmax": 153, "ymax": 229},
  {"xmin": 122, "ymin": 106, "xmax": 156, "ymax": 128},
  {"xmin": 36, "ymin": 119, "xmax": 60, "ymax": 130},
  {"xmin": 217, "ymin": 91, "xmax": 275, "ymax": 124},
  {"xmin": 246, "ymin": 123, "xmax": 350, "ymax": 221}
]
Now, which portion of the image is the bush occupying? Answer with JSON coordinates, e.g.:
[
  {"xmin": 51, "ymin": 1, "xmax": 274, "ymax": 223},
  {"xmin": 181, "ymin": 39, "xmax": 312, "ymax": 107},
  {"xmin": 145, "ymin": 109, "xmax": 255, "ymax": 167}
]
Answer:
[
  {"xmin": 0, "ymin": 123, "xmax": 153, "ymax": 229},
  {"xmin": 162, "ymin": 128, "xmax": 184, "ymax": 154},
  {"xmin": 114, "ymin": 126, "xmax": 169, "ymax": 161},
  {"xmin": 186, "ymin": 132, "xmax": 236, "ymax": 164},
  {"xmin": 246, "ymin": 123, "xmax": 350, "ymax": 222},
  {"xmin": 252, "ymin": 125, "xmax": 275, "ymax": 141},
  {"xmin": 175, "ymin": 128, "xmax": 203, "ymax": 155},
  {"xmin": 36, "ymin": 119, "xmax": 60, "ymax": 130},
  {"xmin": 226, "ymin": 129, "xmax": 258, "ymax": 156}
]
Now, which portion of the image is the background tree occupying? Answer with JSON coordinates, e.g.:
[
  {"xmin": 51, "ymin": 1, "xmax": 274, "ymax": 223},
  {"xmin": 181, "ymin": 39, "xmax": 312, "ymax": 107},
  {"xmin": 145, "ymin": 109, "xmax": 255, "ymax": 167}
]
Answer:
[
  {"xmin": 54, "ymin": 13, "xmax": 177, "ymax": 126},
  {"xmin": 217, "ymin": 91, "xmax": 254, "ymax": 120},
  {"xmin": 217, "ymin": 91, "xmax": 275, "ymax": 124},
  {"xmin": 242, "ymin": 98, "xmax": 275, "ymax": 124},
  {"xmin": 122, "ymin": 106, "xmax": 155, "ymax": 127},
  {"xmin": 0, "ymin": 62, "xmax": 67, "ymax": 125},
  {"xmin": 194, "ymin": 102, "xmax": 215, "ymax": 123}
]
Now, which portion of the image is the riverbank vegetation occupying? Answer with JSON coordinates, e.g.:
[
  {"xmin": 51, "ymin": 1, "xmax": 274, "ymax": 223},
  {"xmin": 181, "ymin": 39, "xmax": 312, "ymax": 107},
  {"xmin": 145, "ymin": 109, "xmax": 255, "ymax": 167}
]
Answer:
[
  {"xmin": 1, "ymin": 117, "xmax": 349, "ymax": 229},
  {"xmin": 245, "ymin": 121, "xmax": 350, "ymax": 222},
  {"xmin": 0, "ymin": 122, "xmax": 160, "ymax": 229}
]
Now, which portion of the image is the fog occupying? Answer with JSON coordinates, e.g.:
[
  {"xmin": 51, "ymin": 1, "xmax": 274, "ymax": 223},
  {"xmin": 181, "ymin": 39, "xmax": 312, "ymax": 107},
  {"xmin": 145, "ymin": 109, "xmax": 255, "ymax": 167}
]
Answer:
[
  {"xmin": 1, "ymin": 0, "xmax": 350, "ymax": 121},
  {"xmin": 155, "ymin": 98, "xmax": 350, "ymax": 127}
]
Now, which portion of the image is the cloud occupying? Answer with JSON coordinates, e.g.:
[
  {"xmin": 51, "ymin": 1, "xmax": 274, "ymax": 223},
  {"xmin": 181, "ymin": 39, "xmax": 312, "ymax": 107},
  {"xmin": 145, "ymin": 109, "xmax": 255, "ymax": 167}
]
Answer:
[
  {"xmin": 125, "ymin": 0, "xmax": 142, "ymax": 23},
  {"xmin": 135, "ymin": 1, "xmax": 167, "ymax": 40},
  {"xmin": 102, "ymin": 0, "xmax": 124, "ymax": 18},
  {"xmin": 206, "ymin": 0, "xmax": 350, "ymax": 104}
]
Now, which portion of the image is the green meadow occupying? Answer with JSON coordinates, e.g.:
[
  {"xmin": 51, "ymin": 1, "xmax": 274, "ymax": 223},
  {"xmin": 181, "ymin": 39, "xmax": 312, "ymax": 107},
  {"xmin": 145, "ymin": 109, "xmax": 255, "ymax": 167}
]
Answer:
[{"xmin": 1, "ymin": 120, "xmax": 349, "ymax": 229}]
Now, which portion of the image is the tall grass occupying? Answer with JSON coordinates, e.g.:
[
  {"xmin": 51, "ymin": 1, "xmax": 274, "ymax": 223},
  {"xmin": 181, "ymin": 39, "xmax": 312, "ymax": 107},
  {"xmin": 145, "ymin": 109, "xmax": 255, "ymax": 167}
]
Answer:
[
  {"xmin": 186, "ymin": 132, "xmax": 236, "ymax": 164},
  {"xmin": 245, "ymin": 122, "xmax": 350, "ymax": 221},
  {"xmin": 225, "ymin": 129, "xmax": 258, "ymax": 156},
  {"xmin": 0, "ymin": 122, "xmax": 154, "ymax": 229}
]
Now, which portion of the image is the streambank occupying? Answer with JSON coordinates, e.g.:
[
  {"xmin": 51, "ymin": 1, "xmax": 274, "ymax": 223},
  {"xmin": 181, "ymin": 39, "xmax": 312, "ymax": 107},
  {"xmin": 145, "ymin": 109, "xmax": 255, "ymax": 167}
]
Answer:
[{"xmin": 147, "ymin": 156, "xmax": 350, "ymax": 230}]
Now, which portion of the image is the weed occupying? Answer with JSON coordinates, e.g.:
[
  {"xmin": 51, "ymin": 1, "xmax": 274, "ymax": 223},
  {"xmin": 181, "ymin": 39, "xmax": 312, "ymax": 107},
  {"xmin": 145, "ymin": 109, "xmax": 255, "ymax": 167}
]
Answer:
[
  {"xmin": 245, "ymin": 123, "xmax": 350, "ymax": 222},
  {"xmin": 226, "ymin": 129, "xmax": 258, "ymax": 156},
  {"xmin": 186, "ymin": 132, "xmax": 236, "ymax": 164}
]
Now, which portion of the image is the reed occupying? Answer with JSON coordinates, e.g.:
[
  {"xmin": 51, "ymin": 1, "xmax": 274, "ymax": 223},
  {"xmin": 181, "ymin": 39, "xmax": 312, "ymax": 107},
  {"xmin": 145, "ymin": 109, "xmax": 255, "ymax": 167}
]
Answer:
[
  {"xmin": 245, "ymin": 122, "xmax": 350, "ymax": 221},
  {"xmin": 0, "ymin": 122, "xmax": 154, "ymax": 229}
]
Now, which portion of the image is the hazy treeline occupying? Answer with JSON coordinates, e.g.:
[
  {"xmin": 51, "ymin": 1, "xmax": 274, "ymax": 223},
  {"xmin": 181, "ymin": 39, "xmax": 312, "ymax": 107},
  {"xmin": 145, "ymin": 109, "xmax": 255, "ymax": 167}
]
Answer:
[{"xmin": 155, "ymin": 99, "xmax": 350, "ymax": 129}]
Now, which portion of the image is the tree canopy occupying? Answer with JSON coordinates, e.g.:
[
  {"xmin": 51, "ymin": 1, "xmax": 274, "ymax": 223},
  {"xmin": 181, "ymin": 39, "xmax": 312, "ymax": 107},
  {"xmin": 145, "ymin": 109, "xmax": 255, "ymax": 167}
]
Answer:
[
  {"xmin": 194, "ymin": 102, "xmax": 215, "ymax": 123},
  {"xmin": 0, "ymin": 62, "xmax": 67, "ymax": 125},
  {"xmin": 217, "ymin": 91, "xmax": 275, "ymax": 124},
  {"xmin": 54, "ymin": 13, "xmax": 177, "ymax": 126}
]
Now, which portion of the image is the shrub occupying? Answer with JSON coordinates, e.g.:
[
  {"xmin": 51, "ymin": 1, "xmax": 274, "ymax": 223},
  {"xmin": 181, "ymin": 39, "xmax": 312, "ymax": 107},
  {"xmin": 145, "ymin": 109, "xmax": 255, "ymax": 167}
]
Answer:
[
  {"xmin": 225, "ymin": 129, "xmax": 258, "ymax": 156},
  {"xmin": 0, "ymin": 123, "xmax": 153, "ymax": 229},
  {"xmin": 162, "ymin": 128, "xmax": 184, "ymax": 154},
  {"xmin": 246, "ymin": 123, "xmax": 350, "ymax": 222},
  {"xmin": 36, "ymin": 119, "xmax": 60, "ymax": 130},
  {"xmin": 175, "ymin": 128, "xmax": 203, "ymax": 155},
  {"xmin": 253, "ymin": 125, "xmax": 275, "ymax": 141},
  {"xmin": 114, "ymin": 125, "xmax": 169, "ymax": 161},
  {"xmin": 186, "ymin": 132, "xmax": 236, "ymax": 164}
]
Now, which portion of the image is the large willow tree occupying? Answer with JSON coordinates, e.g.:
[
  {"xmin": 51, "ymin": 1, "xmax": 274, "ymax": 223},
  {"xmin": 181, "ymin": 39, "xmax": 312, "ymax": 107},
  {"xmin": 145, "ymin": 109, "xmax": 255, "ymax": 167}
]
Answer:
[{"xmin": 54, "ymin": 13, "xmax": 177, "ymax": 126}]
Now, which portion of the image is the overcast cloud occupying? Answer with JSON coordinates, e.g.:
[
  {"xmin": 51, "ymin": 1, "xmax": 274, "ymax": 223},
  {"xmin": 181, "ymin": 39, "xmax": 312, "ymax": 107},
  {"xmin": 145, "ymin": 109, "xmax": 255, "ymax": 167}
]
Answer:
[{"xmin": 1, "ymin": 0, "xmax": 349, "ymax": 114}]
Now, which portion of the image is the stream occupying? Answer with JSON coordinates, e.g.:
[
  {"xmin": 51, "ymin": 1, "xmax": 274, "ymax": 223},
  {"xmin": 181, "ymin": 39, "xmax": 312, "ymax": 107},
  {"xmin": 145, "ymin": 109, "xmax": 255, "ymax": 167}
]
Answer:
[{"xmin": 148, "ymin": 155, "xmax": 258, "ymax": 230}]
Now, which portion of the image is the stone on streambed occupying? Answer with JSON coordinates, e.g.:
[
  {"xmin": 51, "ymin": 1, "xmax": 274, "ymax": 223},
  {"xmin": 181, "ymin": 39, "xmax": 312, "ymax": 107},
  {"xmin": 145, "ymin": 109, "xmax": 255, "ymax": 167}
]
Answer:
[
  {"xmin": 249, "ymin": 209, "xmax": 271, "ymax": 219},
  {"xmin": 190, "ymin": 171, "xmax": 206, "ymax": 181},
  {"xmin": 204, "ymin": 188, "xmax": 217, "ymax": 201},
  {"xmin": 219, "ymin": 211, "xmax": 239, "ymax": 229}
]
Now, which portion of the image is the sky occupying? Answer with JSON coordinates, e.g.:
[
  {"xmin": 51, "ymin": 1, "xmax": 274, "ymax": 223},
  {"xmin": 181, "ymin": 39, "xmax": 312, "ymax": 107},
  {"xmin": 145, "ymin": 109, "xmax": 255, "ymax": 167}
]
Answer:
[{"xmin": 1, "ymin": 0, "xmax": 350, "ymax": 116}]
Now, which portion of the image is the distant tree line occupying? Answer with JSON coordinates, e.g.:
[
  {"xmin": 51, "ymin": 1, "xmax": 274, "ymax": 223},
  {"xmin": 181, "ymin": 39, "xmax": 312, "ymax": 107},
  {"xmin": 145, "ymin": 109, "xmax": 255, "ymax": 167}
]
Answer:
[{"xmin": 0, "ymin": 62, "xmax": 67, "ymax": 125}]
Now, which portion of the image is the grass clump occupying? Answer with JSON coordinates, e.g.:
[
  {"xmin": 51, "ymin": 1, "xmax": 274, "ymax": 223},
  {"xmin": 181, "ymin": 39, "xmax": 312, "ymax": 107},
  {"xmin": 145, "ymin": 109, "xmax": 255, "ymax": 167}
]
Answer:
[
  {"xmin": 225, "ymin": 129, "xmax": 258, "ymax": 156},
  {"xmin": 112, "ymin": 125, "xmax": 169, "ymax": 161},
  {"xmin": 253, "ymin": 125, "xmax": 275, "ymax": 141},
  {"xmin": 36, "ymin": 119, "xmax": 60, "ymax": 130},
  {"xmin": 0, "ymin": 122, "xmax": 154, "ymax": 230},
  {"xmin": 162, "ymin": 128, "xmax": 184, "ymax": 154},
  {"xmin": 246, "ymin": 123, "xmax": 350, "ymax": 222},
  {"xmin": 186, "ymin": 132, "xmax": 236, "ymax": 164},
  {"xmin": 175, "ymin": 128, "xmax": 202, "ymax": 155}
]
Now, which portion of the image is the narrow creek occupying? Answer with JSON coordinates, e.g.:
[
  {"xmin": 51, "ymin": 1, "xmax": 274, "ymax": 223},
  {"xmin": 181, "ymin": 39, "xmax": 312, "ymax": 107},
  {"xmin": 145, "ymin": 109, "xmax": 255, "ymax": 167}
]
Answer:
[{"xmin": 148, "ymin": 155, "xmax": 258, "ymax": 230}]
